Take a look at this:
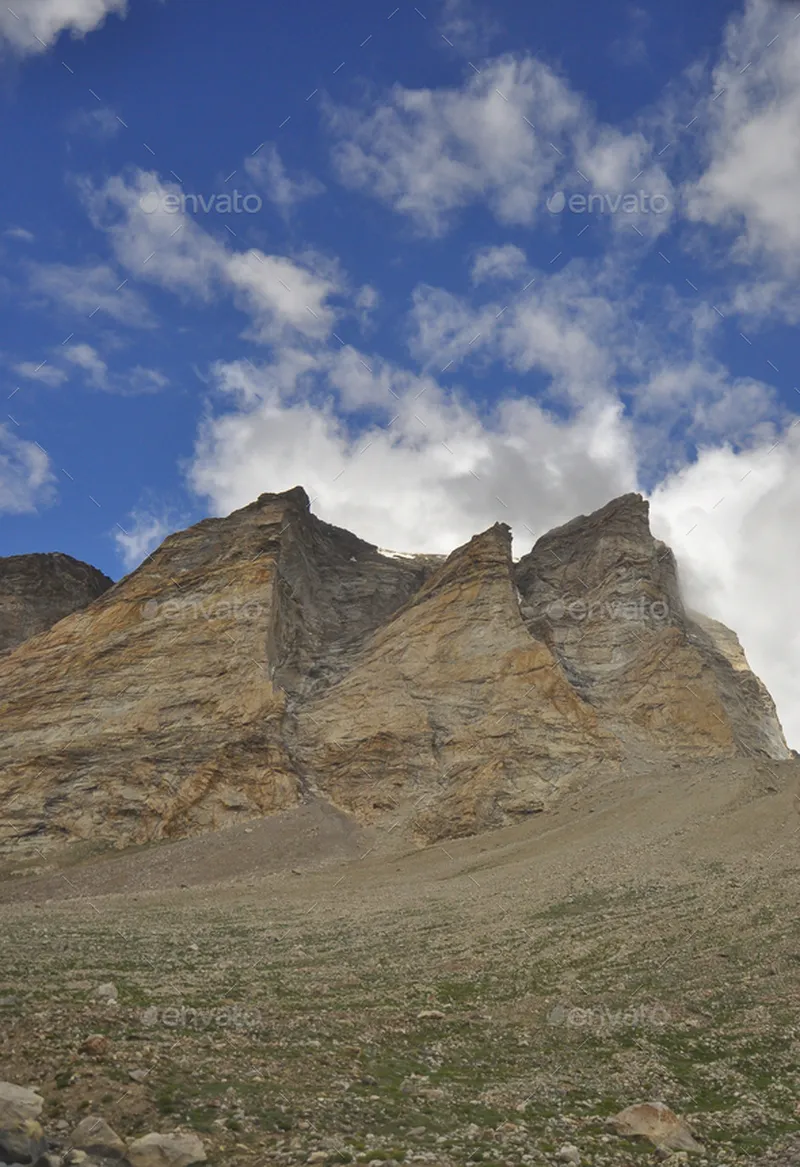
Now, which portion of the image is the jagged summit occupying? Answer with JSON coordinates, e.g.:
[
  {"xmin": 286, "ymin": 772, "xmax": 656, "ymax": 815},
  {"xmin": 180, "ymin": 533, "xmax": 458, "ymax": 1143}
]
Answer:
[{"xmin": 0, "ymin": 491, "xmax": 789, "ymax": 857}]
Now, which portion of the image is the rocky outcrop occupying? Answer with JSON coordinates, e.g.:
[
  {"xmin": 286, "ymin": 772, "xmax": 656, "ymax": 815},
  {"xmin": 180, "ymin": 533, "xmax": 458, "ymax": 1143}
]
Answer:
[
  {"xmin": 294, "ymin": 522, "xmax": 619, "ymax": 841},
  {"xmin": 0, "ymin": 488, "xmax": 789, "ymax": 857},
  {"xmin": 514, "ymin": 494, "xmax": 790, "ymax": 760},
  {"xmin": 0, "ymin": 552, "xmax": 113, "ymax": 654}
]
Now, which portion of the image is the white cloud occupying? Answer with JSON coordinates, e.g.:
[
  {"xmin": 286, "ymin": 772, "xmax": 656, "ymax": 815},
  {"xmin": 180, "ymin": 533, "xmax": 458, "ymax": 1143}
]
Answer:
[
  {"xmin": 14, "ymin": 361, "xmax": 67, "ymax": 387},
  {"xmin": 328, "ymin": 55, "xmax": 583, "ymax": 235},
  {"xmin": 81, "ymin": 169, "xmax": 343, "ymax": 344},
  {"xmin": 0, "ymin": 0, "xmax": 126, "ymax": 56},
  {"xmin": 63, "ymin": 342, "xmax": 108, "ymax": 387},
  {"xmin": 27, "ymin": 261, "xmax": 154, "ymax": 327},
  {"xmin": 114, "ymin": 509, "xmax": 172, "ymax": 571},
  {"xmin": 125, "ymin": 366, "xmax": 169, "ymax": 393},
  {"xmin": 0, "ymin": 424, "xmax": 56, "ymax": 514},
  {"xmin": 470, "ymin": 244, "xmax": 527, "ymax": 284},
  {"xmin": 244, "ymin": 144, "xmax": 324, "ymax": 213},
  {"xmin": 328, "ymin": 53, "xmax": 673, "ymax": 237},
  {"xmin": 650, "ymin": 421, "xmax": 800, "ymax": 750},
  {"xmin": 188, "ymin": 332, "xmax": 640, "ymax": 557},
  {"xmin": 683, "ymin": 0, "xmax": 800, "ymax": 303},
  {"xmin": 408, "ymin": 259, "xmax": 625, "ymax": 402}
]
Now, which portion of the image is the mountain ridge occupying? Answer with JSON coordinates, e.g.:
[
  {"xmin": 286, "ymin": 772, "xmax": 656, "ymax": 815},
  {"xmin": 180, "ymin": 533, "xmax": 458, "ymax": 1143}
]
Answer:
[{"xmin": 0, "ymin": 487, "xmax": 789, "ymax": 858}]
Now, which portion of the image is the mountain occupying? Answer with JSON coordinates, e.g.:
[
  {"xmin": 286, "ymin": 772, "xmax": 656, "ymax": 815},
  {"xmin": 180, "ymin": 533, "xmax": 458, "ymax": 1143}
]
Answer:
[
  {"xmin": 0, "ymin": 552, "xmax": 113, "ymax": 655},
  {"xmin": 0, "ymin": 488, "xmax": 789, "ymax": 857}
]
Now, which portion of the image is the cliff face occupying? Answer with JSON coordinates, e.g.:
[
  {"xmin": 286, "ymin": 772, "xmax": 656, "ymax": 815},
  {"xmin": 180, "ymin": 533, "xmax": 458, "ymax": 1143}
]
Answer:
[
  {"xmin": 0, "ymin": 552, "xmax": 113, "ymax": 655},
  {"xmin": 514, "ymin": 494, "xmax": 790, "ymax": 761},
  {"xmin": 0, "ymin": 489, "xmax": 789, "ymax": 857}
]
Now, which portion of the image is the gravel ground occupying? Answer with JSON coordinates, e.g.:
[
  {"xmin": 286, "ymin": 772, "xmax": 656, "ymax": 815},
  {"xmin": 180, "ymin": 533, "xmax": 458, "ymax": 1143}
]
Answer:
[{"xmin": 2, "ymin": 758, "xmax": 799, "ymax": 1166}]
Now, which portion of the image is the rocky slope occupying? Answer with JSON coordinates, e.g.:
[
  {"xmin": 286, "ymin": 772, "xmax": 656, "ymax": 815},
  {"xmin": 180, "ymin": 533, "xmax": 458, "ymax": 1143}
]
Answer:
[
  {"xmin": 0, "ymin": 552, "xmax": 113, "ymax": 655},
  {"xmin": 0, "ymin": 488, "xmax": 789, "ymax": 856}
]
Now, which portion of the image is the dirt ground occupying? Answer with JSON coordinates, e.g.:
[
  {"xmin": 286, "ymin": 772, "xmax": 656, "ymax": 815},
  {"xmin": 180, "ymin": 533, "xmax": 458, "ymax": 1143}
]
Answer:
[{"xmin": 2, "ymin": 757, "xmax": 799, "ymax": 1166}]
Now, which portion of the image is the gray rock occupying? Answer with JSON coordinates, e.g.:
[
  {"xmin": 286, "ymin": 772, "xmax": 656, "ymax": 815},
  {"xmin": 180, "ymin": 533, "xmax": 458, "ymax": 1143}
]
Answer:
[
  {"xmin": 125, "ymin": 1131, "xmax": 206, "ymax": 1167},
  {"xmin": 556, "ymin": 1145, "xmax": 581, "ymax": 1165},
  {"xmin": 69, "ymin": 1114, "xmax": 126, "ymax": 1157},
  {"xmin": 0, "ymin": 1082, "xmax": 44, "ymax": 1125},
  {"xmin": 0, "ymin": 552, "xmax": 112, "ymax": 655}
]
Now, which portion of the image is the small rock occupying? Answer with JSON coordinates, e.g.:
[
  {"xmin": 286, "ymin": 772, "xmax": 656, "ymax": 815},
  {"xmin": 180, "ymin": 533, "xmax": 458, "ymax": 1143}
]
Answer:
[
  {"xmin": 307, "ymin": 1153, "xmax": 328, "ymax": 1164},
  {"xmin": 557, "ymin": 1145, "xmax": 581, "ymax": 1165},
  {"xmin": 409, "ymin": 1126, "xmax": 426, "ymax": 1136},
  {"xmin": 128, "ymin": 1069, "xmax": 149, "ymax": 1083},
  {"xmin": 70, "ymin": 1113, "xmax": 126, "ymax": 1156},
  {"xmin": 94, "ymin": 982, "xmax": 118, "ymax": 1003},
  {"xmin": 126, "ymin": 1131, "xmax": 206, "ymax": 1167},
  {"xmin": 80, "ymin": 1034, "xmax": 109, "ymax": 1057},
  {"xmin": 416, "ymin": 1009, "xmax": 446, "ymax": 1020}
]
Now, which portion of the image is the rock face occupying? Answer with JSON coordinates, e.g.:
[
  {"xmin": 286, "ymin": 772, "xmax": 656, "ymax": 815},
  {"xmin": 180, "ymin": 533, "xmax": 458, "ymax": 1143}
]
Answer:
[
  {"xmin": 0, "ymin": 551, "xmax": 113, "ymax": 655},
  {"xmin": 0, "ymin": 488, "xmax": 789, "ymax": 857},
  {"xmin": 514, "ymin": 494, "xmax": 790, "ymax": 761}
]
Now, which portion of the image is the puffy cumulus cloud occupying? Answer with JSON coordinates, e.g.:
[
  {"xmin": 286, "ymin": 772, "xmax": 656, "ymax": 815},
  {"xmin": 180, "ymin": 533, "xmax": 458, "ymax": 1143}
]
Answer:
[
  {"xmin": 327, "ymin": 55, "xmax": 583, "ymax": 235},
  {"xmin": 244, "ymin": 144, "xmax": 325, "ymax": 214},
  {"xmin": 0, "ymin": 424, "xmax": 56, "ymax": 514},
  {"xmin": 187, "ymin": 347, "xmax": 640, "ymax": 557},
  {"xmin": 683, "ymin": 0, "xmax": 800, "ymax": 314},
  {"xmin": 80, "ymin": 169, "xmax": 344, "ymax": 345},
  {"xmin": 0, "ymin": 0, "xmax": 126, "ymax": 56},
  {"xmin": 650, "ymin": 421, "xmax": 800, "ymax": 749},
  {"xmin": 327, "ymin": 53, "xmax": 673, "ymax": 236}
]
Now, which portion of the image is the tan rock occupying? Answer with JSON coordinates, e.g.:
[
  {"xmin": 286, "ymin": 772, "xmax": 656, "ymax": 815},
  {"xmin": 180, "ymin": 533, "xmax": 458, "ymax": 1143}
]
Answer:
[
  {"xmin": 0, "ymin": 488, "xmax": 789, "ymax": 857},
  {"xmin": 126, "ymin": 1131, "xmax": 206, "ymax": 1167},
  {"xmin": 608, "ymin": 1101, "xmax": 703, "ymax": 1152}
]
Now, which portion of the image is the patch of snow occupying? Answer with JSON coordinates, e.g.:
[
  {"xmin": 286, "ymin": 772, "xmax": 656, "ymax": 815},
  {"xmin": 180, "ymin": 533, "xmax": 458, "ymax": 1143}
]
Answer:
[{"xmin": 377, "ymin": 547, "xmax": 419, "ymax": 560}]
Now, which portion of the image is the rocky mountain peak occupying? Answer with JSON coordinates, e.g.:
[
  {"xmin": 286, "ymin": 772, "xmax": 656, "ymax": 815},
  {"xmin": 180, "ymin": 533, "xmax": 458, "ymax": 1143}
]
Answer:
[{"xmin": 0, "ymin": 490, "xmax": 789, "ymax": 858}]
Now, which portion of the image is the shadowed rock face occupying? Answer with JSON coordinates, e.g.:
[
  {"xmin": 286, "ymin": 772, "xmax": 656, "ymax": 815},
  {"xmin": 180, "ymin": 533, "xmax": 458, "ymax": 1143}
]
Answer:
[
  {"xmin": 0, "ymin": 552, "xmax": 113, "ymax": 655},
  {"xmin": 0, "ymin": 488, "xmax": 789, "ymax": 856}
]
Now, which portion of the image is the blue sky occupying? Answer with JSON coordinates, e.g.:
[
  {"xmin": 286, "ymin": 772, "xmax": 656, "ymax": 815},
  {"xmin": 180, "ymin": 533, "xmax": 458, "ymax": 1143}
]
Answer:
[{"xmin": 2, "ymin": 0, "xmax": 800, "ymax": 743}]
